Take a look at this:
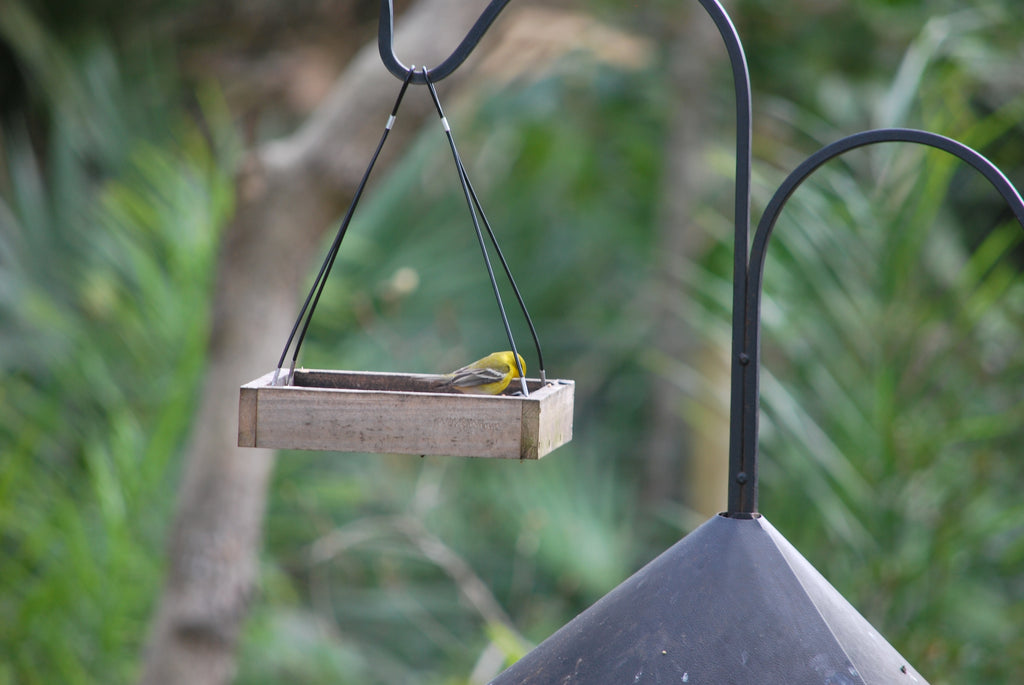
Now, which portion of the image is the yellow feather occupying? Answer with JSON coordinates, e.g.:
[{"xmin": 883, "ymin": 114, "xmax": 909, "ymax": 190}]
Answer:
[{"xmin": 438, "ymin": 351, "xmax": 526, "ymax": 395}]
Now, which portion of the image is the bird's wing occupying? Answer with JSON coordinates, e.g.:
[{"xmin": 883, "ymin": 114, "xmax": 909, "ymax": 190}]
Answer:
[{"xmin": 450, "ymin": 363, "xmax": 509, "ymax": 387}]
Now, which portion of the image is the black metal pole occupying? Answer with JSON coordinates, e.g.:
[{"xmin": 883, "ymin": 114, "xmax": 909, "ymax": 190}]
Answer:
[{"xmin": 695, "ymin": 0, "xmax": 757, "ymax": 516}]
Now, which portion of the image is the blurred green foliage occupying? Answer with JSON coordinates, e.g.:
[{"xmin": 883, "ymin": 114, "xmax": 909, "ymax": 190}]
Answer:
[
  {"xmin": 1, "ymin": 0, "xmax": 1023, "ymax": 684},
  {"xmin": 0, "ymin": 2, "xmax": 235, "ymax": 682}
]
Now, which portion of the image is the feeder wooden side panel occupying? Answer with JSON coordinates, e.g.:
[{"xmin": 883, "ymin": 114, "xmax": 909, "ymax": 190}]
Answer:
[
  {"xmin": 238, "ymin": 383, "xmax": 259, "ymax": 448},
  {"xmin": 238, "ymin": 370, "xmax": 279, "ymax": 448},
  {"xmin": 244, "ymin": 393, "xmax": 527, "ymax": 459},
  {"xmin": 238, "ymin": 369, "xmax": 574, "ymax": 459},
  {"xmin": 524, "ymin": 380, "xmax": 574, "ymax": 459}
]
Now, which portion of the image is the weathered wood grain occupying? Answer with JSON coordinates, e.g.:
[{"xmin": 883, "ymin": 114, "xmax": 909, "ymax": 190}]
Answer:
[{"xmin": 238, "ymin": 369, "xmax": 574, "ymax": 458}]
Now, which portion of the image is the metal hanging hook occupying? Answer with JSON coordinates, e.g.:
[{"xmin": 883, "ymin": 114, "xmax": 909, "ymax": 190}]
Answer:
[
  {"xmin": 729, "ymin": 128, "xmax": 1024, "ymax": 514},
  {"xmin": 378, "ymin": 0, "xmax": 513, "ymax": 84}
]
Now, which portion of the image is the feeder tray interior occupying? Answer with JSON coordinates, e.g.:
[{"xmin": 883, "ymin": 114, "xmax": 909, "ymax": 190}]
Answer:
[{"xmin": 238, "ymin": 369, "xmax": 574, "ymax": 459}]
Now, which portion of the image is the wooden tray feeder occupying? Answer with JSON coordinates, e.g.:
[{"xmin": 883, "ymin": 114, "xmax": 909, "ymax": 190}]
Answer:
[
  {"xmin": 238, "ymin": 369, "xmax": 574, "ymax": 459},
  {"xmin": 236, "ymin": 35, "xmax": 576, "ymax": 460}
]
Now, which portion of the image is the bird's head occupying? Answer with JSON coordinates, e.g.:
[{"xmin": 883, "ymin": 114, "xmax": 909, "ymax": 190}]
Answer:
[{"xmin": 505, "ymin": 351, "xmax": 526, "ymax": 378}]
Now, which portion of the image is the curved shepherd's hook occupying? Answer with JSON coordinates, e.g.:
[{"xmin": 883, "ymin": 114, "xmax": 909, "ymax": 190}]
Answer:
[
  {"xmin": 730, "ymin": 128, "xmax": 1024, "ymax": 515},
  {"xmin": 378, "ymin": 0, "xmax": 513, "ymax": 83}
]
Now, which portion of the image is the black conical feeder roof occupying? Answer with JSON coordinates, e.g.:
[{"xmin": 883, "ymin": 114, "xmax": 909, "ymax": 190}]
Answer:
[{"xmin": 492, "ymin": 514, "xmax": 926, "ymax": 684}]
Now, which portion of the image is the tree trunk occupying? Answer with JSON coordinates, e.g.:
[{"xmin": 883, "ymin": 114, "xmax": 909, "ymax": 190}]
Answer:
[{"xmin": 643, "ymin": 4, "xmax": 730, "ymax": 516}]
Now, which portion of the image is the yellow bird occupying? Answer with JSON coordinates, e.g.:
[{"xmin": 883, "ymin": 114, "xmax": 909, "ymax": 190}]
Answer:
[{"xmin": 437, "ymin": 351, "xmax": 526, "ymax": 395}]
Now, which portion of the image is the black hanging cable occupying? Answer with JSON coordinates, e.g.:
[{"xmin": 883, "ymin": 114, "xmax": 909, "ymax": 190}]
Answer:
[
  {"xmin": 422, "ymin": 68, "xmax": 534, "ymax": 394},
  {"xmin": 453, "ymin": 143, "xmax": 547, "ymax": 382},
  {"xmin": 273, "ymin": 68, "xmax": 416, "ymax": 385}
]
